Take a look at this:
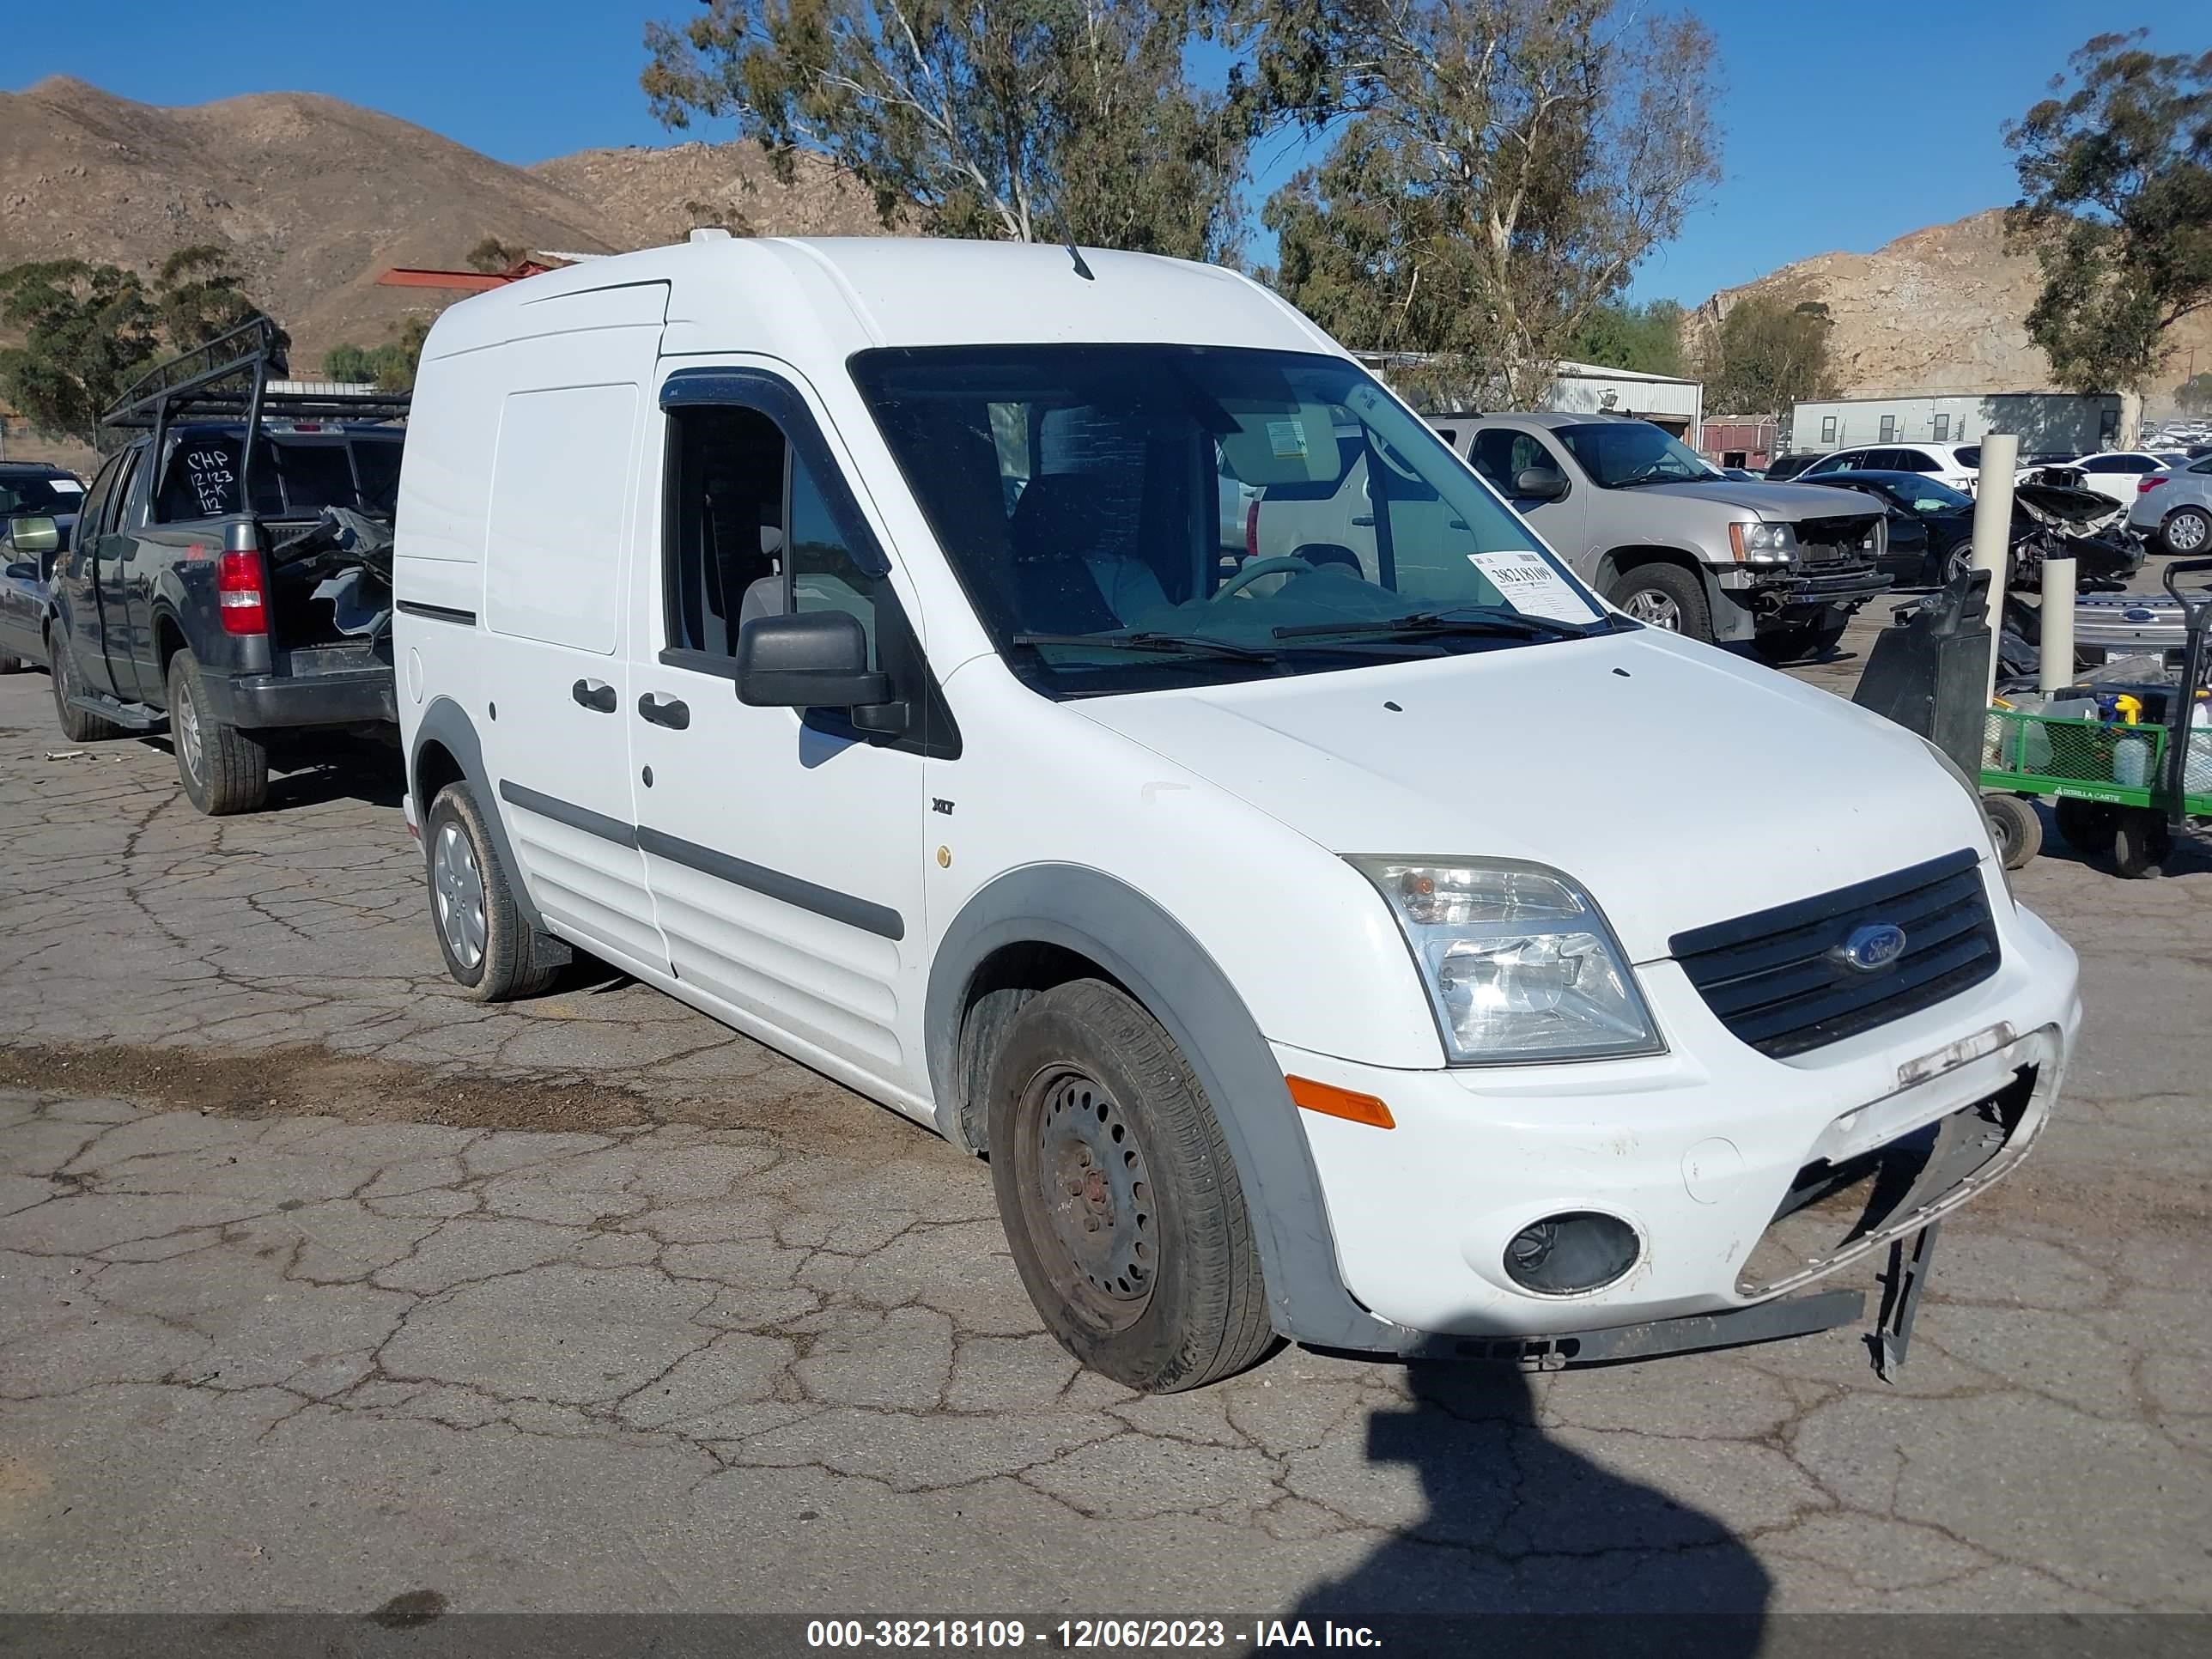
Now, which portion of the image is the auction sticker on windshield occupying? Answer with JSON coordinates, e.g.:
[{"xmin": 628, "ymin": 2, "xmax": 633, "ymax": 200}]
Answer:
[{"xmin": 1468, "ymin": 550, "xmax": 1599, "ymax": 624}]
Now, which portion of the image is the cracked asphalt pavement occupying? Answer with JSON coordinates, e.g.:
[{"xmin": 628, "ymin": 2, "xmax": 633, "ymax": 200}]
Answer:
[{"xmin": 1, "ymin": 618, "xmax": 2209, "ymax": 1620}]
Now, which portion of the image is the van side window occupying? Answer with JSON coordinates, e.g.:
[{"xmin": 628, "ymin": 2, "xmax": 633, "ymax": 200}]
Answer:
[
  {"xmin": 665, "ymin": 404, "xmax": 787, "ymax": 658},
  {"xmin": 787, "ymin": 455, "xmax": 880, "ymax": 663},
  {"xmin": 664, "ymin": 403, "xmax": 885, "ymax": 668}
]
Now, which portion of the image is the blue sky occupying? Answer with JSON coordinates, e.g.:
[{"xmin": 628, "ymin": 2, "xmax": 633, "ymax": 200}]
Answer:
[{"xmin": 6, "ymin": 1, "xmax": 2186, "ymax": 304}]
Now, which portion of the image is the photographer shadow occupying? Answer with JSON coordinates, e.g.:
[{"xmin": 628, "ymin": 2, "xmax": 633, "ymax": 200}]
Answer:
[{"xmin": 1291, "ymin": 1362, "xmax": 1768, "ymax": 1646}]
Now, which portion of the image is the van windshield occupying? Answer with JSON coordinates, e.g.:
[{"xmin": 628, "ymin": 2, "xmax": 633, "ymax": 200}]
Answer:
[{"xmin": 850, "ymin": 345, "xmax": 1613, "ymax": 696}]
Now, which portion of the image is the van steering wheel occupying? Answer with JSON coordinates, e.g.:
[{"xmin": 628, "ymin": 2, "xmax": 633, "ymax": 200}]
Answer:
[{"xmin": 1213, "ymin": 555, "xmax": 1314, "ymax": 600}]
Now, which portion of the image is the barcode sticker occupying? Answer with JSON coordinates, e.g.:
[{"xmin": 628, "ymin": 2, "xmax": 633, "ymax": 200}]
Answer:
[{"xmin": 1468, "ymin": 550, "xmax": 1599, "ymax": 623}]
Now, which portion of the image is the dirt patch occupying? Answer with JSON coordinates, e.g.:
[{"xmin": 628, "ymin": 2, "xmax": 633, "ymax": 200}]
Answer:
[
  {"xmin": 0, "ymin": 1036, "xmax": 945, "ymax": 1154},
  {"xmin": 0, "ymin": 1041, "xmax": 653, "ymax": 1134}
]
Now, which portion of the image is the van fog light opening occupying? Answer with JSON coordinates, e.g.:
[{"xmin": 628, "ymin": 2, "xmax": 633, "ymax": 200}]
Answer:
[{"xmin": 1504, "ymin": 1211, "xmax": 1641, "ymax": 1295}]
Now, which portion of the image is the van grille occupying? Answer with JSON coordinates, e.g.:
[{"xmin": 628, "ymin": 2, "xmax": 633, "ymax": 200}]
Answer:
[{"xmin": 1669, "ymin": 850, "xmax": 2000, "ymax": 1059}]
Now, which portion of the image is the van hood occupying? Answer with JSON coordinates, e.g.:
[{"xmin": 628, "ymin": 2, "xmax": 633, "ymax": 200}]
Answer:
[
  {"xmin": 1073, "ymin": 629, "xmax": 1987, "ymax": 963},
  {"xmin": 1642, "ymin": 478, "xmax": 1879, "ymax": 522}
]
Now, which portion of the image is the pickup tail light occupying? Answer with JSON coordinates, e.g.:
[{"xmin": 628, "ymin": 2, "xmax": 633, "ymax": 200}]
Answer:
[
  {"xmin": 217, "ymin": 548, "xmax": 268, "ymax": 635},
  {"xmin": 1243, "ymin": 498, "xmax": 1260, "ymax": 561},
  {"xmin": 2138, "ymin": 476, "xmax": 2167, "ymax": 494}
]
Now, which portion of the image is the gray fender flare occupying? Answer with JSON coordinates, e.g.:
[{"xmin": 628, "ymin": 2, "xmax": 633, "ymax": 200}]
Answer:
[
  {"xmin": 925, "ymin": 865, "xmax": 1400, "ymax": 1352},
  {"xmin": 408, "ymin": 696, "xmax": 551, "ymax": 936}
]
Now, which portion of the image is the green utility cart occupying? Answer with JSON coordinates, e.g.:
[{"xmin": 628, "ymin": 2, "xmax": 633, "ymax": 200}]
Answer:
[{"xmin": 1978, "ymin": 556, "xmax": 2212, "ymax": 878}]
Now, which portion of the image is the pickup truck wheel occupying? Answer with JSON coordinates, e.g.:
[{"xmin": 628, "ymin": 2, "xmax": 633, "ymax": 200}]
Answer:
[
  {"xmin": 0, "ymin": 653, "xmax": 25, "ymax": 674},
  {"xmin": 1608, "ymin": 563, "xmax": 1711, "ymax": 642},
  {"xmin": 424, "ymin": 781, "xmax": 564, "ymax": 1001},
  {"xmin": 167, "ymin": 649, "xmax": 267, "ymax": 815},
  {"xmin": 47, "ymin": 629, "xmax": 127, "ymax": 743},
  {"xmin": 987, "ymin": 980, "xmax": 1275, "ymax": 1393}
]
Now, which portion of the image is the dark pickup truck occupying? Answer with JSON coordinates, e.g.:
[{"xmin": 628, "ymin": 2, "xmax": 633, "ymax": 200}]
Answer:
[{"xmin": 43, "ymin": 318, "xmax": 406, "ymax": 813}]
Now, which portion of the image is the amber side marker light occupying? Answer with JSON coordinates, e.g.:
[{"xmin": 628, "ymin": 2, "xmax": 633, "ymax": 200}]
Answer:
[{"xmin": 1285, "ymin": 1075, "xmax": 1395, "ymax": 1129}]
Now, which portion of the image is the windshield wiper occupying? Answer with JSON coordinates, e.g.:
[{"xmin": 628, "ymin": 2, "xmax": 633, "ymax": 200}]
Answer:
[
  {"xmin": 1011, "ymin": 630, "xmax": 1279, "ymax": 663},
  {"xmin": 1610, "ymin": 474, "xmax": 1698, "ymax": 489},
  {"xmin": 1273, "ymin": 607, "xmax": 1603, "ymax": 643}
]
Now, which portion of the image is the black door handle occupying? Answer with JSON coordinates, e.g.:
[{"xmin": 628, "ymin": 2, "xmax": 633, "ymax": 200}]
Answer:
[
  {"xmin": 571, "ymin": 678, "xmax": 617, "ymax": 713},
  {"xmin": 637, "ymin": 692, "xmax": 690, "ymax": 730}
]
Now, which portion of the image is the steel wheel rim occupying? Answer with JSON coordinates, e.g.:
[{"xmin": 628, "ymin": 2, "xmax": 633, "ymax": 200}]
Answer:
[
  {"xmin": 2171, "ymin": 512, "xmax": 2208, "ymax": 551},
  {"xmin": 1024, "ymin": 1067, "xmax": 1156, "ymax": 1329},
  {"xmin": 1622, "ymin": 589, "xmax": 1681, "ymax": 629},
  {"xmin": 174, "ymin": 678, "xmax": 203, "ymax": 778},
  {"xmin": 433, "ymin": 821, "xmax": 488, "ymax": 969}
]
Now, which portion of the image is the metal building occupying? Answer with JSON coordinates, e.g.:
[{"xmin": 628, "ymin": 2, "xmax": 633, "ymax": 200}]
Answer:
[{"xmin": 1785, "ymin": 391, "xmax": 2138, "ymax": 458}]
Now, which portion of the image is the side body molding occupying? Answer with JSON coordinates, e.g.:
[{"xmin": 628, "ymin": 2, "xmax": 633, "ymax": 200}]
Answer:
[
  {"xmin": 925, "ymin": 865, "xmax": 1400, "ymax": 1352},
  {"xmin": 409, "ymin": 696, "xmax": 553, "ymax": 938}
]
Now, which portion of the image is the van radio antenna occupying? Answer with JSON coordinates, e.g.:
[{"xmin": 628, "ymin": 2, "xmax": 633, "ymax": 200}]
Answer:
[{"xmin": 1065, "ymin": 240, "xmax": 1095, "ymax": 282}]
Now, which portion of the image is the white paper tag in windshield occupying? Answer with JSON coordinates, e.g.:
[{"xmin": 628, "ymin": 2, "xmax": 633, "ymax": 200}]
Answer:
[
  {"xmin": 1468, "ymin": 550, "xmax": 1599, "ymax": 623},
  {"xmin": 52, "ymin": 480, "xmax": 84, "ymax": 495},
  {"xmin": 1266, "ymin": 418, "xmax": 1309, "ymax": 460}
]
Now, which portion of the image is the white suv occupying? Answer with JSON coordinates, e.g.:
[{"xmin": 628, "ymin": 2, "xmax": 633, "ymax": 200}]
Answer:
[
  {"xmin": 1801, "ymin": 443, "xmax": 1980, "ymax": 491},
  {"xmin": 392, "ymin": 237, "xmax": 2080, "ymax": 1392}
]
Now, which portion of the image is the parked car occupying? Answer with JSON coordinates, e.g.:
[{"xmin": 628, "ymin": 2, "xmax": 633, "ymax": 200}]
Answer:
[
  {"xmin": 46, "ymin": 317, "xmax": 406, "ymax": 813},
  {"xmin": 1801, "ymin": 442, "xmax": 1980, "ymax": 493},
  {"xmin": 1423, "ymin": 412, "xmax": 1890, "ymax": 659},
  {"xmin": 1759, "ymin": 453, "xmax": 1820, "ymax": 481},
  {"xmin": 2127, "ymin": 452, "xmax": 2212, "ymax": 553},
  {"xmin": 1713, "ymin": 465, "xmax": 1759, "ymax": 482},
  {"xmin": 394, "ymin": 237, "xmax": 2079, "ymax": 1393},
  {"xmin": 1801, "ymin": 470, "xmax": 2142, "ymax": 589},
  {"xmin": 2057, "ymin": 450, "xmax": 2180, "ymax": 506},
  {"xmin": 0, "ymin": 511, "xmax": 67, "ymax": 672},
  {"xmin": 0, "ymin": 462, "xmax": 84, "ymax": 551}
]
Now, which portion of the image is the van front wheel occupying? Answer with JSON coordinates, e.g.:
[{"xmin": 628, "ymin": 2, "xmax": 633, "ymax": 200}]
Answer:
[{"xmin": 987, "ymin": 980, "xmax": 1275, "ymax": 1393}]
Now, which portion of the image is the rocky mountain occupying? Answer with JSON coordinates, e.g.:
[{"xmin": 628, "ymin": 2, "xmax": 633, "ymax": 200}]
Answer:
[
  {"xmin": 0, "ymin": 78, "xmax": 884, "ymax": 372},
  {"xmin": 1690, "ymin": 210, "xmax": 2212, "ymax": 415}
]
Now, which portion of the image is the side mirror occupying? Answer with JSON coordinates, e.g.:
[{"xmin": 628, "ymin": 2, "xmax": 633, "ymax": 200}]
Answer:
[
  {"xmin": 7, "ymin": 516, "xmax": 58, "ymax": 556},
  {"xmin": 736, "ymin": 610, "xmax": 895, "ymax": 712},
  {"xmin": 1514, "ymin": 466, "xmax": 1568, "ymax": 502}
]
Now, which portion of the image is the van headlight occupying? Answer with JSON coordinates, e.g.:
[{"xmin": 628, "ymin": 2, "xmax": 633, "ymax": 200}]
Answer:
[{"xmin": 1350, "ymin": 859, "xmax": 1663, "ymax": 1065}]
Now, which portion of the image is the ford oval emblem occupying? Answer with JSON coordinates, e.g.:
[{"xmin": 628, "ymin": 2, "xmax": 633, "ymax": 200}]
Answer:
[{"xmin": 1832, "ymin": 922, "xmax": 1908, "ymax": 974}]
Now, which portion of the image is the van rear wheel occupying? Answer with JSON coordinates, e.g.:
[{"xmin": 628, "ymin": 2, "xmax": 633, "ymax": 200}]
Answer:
[
  {"xmin": 987, "ymin": 980, "xmax": 1275, "ymax": 1393},
  {"xmin": 423, "ymin": 781, "xmax": 565, "ymax": 1000}
]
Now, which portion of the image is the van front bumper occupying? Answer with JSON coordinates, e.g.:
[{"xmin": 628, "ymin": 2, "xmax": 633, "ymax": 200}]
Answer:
[{"xmin": 1274, "ymin": 889, "xmax": 2080, "ymax": 1348}]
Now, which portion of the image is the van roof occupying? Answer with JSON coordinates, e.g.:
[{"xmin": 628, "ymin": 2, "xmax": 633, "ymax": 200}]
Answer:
[{"xmin": 422, "ymin": 236, "xmax": 1341, "ymax": 362}]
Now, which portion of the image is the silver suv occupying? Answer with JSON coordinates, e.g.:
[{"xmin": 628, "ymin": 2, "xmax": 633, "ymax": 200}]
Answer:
[{"xmin": 1442, "ymin": 413, "xmax": 1890, "ymax": 659}]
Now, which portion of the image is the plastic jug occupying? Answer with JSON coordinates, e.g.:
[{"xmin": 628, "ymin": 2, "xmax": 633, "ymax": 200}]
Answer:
[{"xmin": 2114, "ymin": 733, "xmax": 2152, "ymax": 789}]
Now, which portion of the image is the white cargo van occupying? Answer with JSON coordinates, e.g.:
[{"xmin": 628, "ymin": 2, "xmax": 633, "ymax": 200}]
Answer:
[{"xmin": 394, "ymin": 237, "xmax": 2081, "ymax": 1392}]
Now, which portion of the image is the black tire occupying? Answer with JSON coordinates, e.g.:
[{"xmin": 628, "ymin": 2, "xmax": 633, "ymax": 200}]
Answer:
[
  {"xmin": 46, "ymin": 626, "xmax": 126, "ymax": 743},
  {"xmin": 2160, "ymin": 507, "xmax": 2211, "ymax": 556},
  {"xmin": 0, "ymin": 653, "xmax": 25, "ymax": 674},
  {"xmin": 423, "ymin": 781, "xmax": 565, "ymax": 1001},
  {"xmin": 1607, "ymin": 562, "xmax": 1712, "ymax": 642},
  {"xmin": 1982, "ymin": 794, "xmax": 2043, "ymax": 871},
  {"xmin": 167, "ymin": 648, "xmax": 268, "ymax": 815},
  {"xmin": 986, "ymin": 979, "xmax": 1275, "ymax": 1393},
  {"xmin": 2109, "ymin": 810, "xmax": 2169, "ymax": 880},
  {"xmin": 2054, "ymin": 798, "xmax": 2119, "ymax": 861},
  {"xmin": 1752, "ymin": 616, "xmax": 1848, "ymax": 665}
]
